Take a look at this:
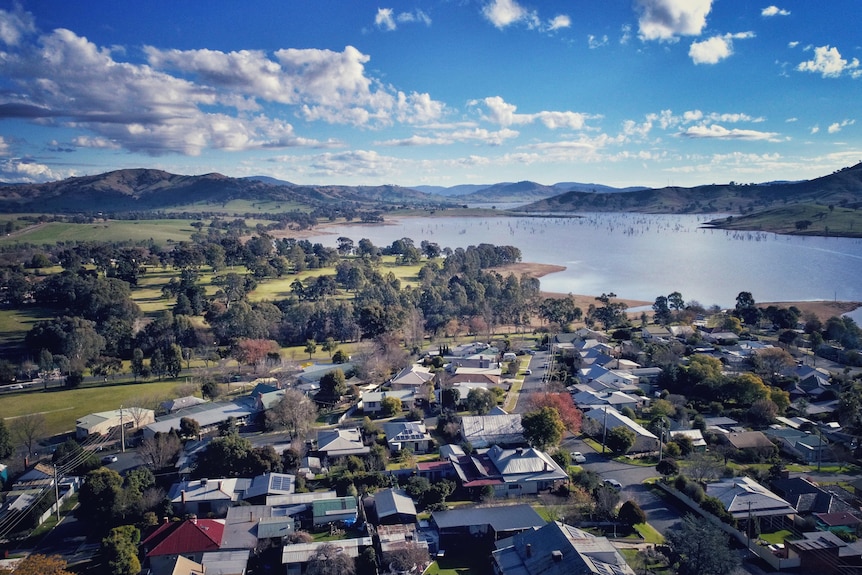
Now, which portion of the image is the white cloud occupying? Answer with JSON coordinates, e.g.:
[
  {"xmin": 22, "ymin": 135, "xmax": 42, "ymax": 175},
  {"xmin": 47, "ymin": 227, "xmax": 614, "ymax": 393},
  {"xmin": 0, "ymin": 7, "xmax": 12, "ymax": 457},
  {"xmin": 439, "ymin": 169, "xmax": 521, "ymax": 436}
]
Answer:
[
  {"xmin": 828, "ymin": 119, "xmax": 855, "ymax": 134},
  {"xmin": 588, "ymin": 34, "xmax": 609, "ymax": 49},
  {"xmin": 375, "ymin": 8, "xmax": 432, "ymax": 30},
  {"xmin": 797, "ymin": 45, "xmax": 861, "ymax": 78},
  {"xmin": 811, "ymin": 125, "xmax": 820, "ymax": 134},
  {"xmin": 788, "ymin": 41, "xmax": 799, "ymax": 48},
  {"xmin": 761, "ymin": 6, "xmax": 790, "ymax": 17},
  {"xmin": 375, "ymin": 8, "xmax": 396, "ymax": 31},
  {"xmin": 620, "ymin": 24, "xmax": 632, "ymax": 45},
  {"xmin": 689, "ymin": 32, "xmax": 754, "ymax": 64},
  {"xmin": 72, "ymin": 136, "xmax": 121, "ymax": 149},
  {"xmin": 483, "ymin": 0, "xmax": 533, "ymax": 29},
  {"xmin": 786, "ymin": 117, "xmax": 797, "ymax": 123},
  {"xmin": 479, "ymin": 96, "xmax": 595, "ymax": 130},
  {"xmin": 635, "ymin": 0, "xmax": 713, "ymax": 42},
  {"xmin": 679, "ymin": 124, "xmax": 781, "ymax": 141},
  {"xmin": 0, "ymin": 136, "xmax": 8, "ymax": 156},
  {"xmin": 548, "ymin": 15, "xmax": 571, "ymax": 30},
  {"xmin": 0, "ymin": 6, "xmax": 35, "ymax": 47},
  {"xmin": 0, "ymin": 158, "xmax": 71, "ymax": 183}
]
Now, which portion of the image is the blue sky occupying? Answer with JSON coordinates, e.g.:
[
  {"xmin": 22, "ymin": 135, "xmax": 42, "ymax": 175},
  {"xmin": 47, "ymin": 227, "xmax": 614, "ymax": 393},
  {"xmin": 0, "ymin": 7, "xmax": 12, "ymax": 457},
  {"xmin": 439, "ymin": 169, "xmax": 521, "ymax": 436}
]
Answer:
[{"xmin": 0, "ymin": 0, "xmax": 860, "ymax": 188}]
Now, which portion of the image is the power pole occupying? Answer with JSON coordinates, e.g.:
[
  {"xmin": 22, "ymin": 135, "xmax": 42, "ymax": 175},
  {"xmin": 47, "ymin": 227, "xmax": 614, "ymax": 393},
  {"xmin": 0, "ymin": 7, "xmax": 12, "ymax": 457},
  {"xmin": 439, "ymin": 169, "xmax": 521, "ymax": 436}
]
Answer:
[
  {"xmin": 601, "ymin": 406, "xmax": 609, "ymax": 454},
  {"xmin": 119, "ymin": 405, "xmax": 125, "ymax": 453},
  {"xmin": 53, "ymin": 464, "xmax": 60, "ymax": 521}
]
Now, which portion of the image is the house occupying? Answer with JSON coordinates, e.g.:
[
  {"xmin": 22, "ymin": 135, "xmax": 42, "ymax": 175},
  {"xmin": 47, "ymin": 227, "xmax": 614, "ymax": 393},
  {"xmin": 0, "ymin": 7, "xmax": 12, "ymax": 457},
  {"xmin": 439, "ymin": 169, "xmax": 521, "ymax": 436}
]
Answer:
[
  {"xmin": 264, "ymin": 490, "xmax": 338, "ymax": 508},
  {"xmin": 370, "ymin": 488, "xmax": 418, "ymax": 525},
  {"xmin": 220, "ymin": 505, "xmax": 294, "ymax": 551},
  {"xmin": 200, "ymin": 550, "xmax": 250, "ymax": 575},
  {"xmin": 296, "ymin": 363, "xmax": 354, "ymax": 386},
  {"xmin": 722, "ymin": 431, "xmax": 777, "ymax": 458},
  {"xmin": 150, "ymin": 555, "xmax": 206, "ymax": 575},
  {"xmin": 431, "ymin": 504, "xmax": 546, "ymax": 551},
  {"xmin": 784, "ymin": 531, "xmax": 862, "ymax": 575},
  {"xmin": 312, "ymin": 496, "xmax": 358, "ymax": 527},
  {"xmin": 577, "ymin": 365, "xmax": 639, "ymax": 391},
  {"xmin": 764, "ymin": 427, "xmax": 830, "ymax": 464},
  {"xmin": 390, "ymin": 364, "xmax": 435, "ymax": 390},
  {"xmin": 705, "ymin": 476, "xmax": 796, "ymax": 532},
  {"xmin": 669, "ymin": 429, "xmax": 707, "ymax": 452},
  {"xmin": 570, "ymin": 389, "xmax": 641, "ymax": 413},
  {"xmin": 361, "ymin": 389, "xmax": 415, "ymax": 415},
  {"xmin": 642, "ymin": 325, "xmax": 672, "ymax": 341},
  {"xmin": 167, "ymin": 478, "xmax": 248, "ymax": 517},
  {"xmin": 240, "ymin": 472, "xmax": 296, "ymax": 504},
  {"xmin": 771, "ymin": 477, "xmax": 843, "ymax": 516},
  {"xmin": 584, "ymin": 407, "xmax": 659, "ymax": 453},
  {"xmin": 448, "ymin": 446, "xmax": 568, "ymax": 498},
  {"xmin": 142, "ymin": 518, "xmax": 225, "ymax": 574},
  {"xmin": 815, "ymin": 512, "xmax": 862, "ymax": 534},
  {"xmin": 76, "ymin": 407, "xmax": 155, "ymax": 439},
  {"xmin": 145, "ymin": 397, "xmax": 258, "ymax": 438},
  {"xmin": 11, "ymin": 462, "xmax": 55, "ymax": 491},
  {"xmin": 460, "ymin": 413, "xmax": 525, "ymax": 448},
  {"xmin": 282, "ymin": 537, "xmax": 373, "ymax": 575},
  {"xmin": 702, "ymin": 416, "xmax": 740, "ymax": 433},
  {"xmin": 383, "ymin": 421, "xmax": 433, "ymax": 453},
  {"xmin": 376, "ymin": 523, "xmax": 430, "ymax": 571},
  {"xmin": 491, "ymin": 521, "xmax": 636, "ymax": 575},
  {"xmin": 315, "ymin": 427, "xmax": 370, "ymax": 459}
]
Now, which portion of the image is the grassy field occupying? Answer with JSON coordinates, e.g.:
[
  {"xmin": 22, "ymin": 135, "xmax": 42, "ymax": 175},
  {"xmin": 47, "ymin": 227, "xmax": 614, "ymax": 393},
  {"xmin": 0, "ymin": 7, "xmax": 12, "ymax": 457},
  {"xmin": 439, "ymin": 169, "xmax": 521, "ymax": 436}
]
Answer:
[
  {"xmin": 0, "ymin": 379, "xmax": 188, "ymax": 437},
  {"xmin": 163, "ymin": 199, "xmax": 308, "ymax": 215},
  {"xmin": 707, "ymin": 204, "xmax": 862, "ymax": 237},
  {"xmin": 0, "ymin": 220, "xmax": 203, "ymax": 246}
]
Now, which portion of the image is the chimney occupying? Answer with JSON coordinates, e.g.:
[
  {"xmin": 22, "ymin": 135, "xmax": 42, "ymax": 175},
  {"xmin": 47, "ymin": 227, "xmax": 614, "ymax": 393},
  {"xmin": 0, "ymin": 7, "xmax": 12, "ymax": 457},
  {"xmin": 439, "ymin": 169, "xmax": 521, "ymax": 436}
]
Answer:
[
  {"xmin": 526, "ymin": 544, "xmax": 532, "ymax": 558},
  {"xmin": 163, "ymin": 516, "xmax": 169, "ymax": 524},
  {"xmin": 201, "ymin": 478, "xmax": 208, "ymax": 487},
  {"xmin": 181, "ymin": 490, "xmax": 186, "ymax": 504},
  {"xmin": 218, "ymin": 480, "xmax": 223, "ymax": 491},
  {"xmin": 190, "ymin": 514, "xmax": 197, "ymax": 524}
]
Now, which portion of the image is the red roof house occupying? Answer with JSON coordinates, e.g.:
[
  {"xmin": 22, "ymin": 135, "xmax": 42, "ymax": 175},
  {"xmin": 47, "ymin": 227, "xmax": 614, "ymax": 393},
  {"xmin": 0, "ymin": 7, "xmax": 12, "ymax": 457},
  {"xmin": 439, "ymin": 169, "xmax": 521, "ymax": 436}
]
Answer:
[{"xmin": 142, "ymin": 518, "xmax": 225, "ymax": 573}]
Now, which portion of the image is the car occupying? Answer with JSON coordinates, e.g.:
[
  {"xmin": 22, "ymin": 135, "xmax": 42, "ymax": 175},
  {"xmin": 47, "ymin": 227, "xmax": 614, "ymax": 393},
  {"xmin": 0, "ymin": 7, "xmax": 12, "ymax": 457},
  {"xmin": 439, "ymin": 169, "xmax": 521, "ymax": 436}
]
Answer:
[
  {"xmin": 524, "ymin": 369, "xmax": 532, "ymax": 375},
  {"xmin": 101, "ymin": 455, "xmax": 118, "ymax": 464},
  {"xmin": 570, "ymin": 451, "xmax": 586, "ymax": 463},
  {"xmin": 603, "ymin": 478, "xmax": 622, "ymax": 490}
]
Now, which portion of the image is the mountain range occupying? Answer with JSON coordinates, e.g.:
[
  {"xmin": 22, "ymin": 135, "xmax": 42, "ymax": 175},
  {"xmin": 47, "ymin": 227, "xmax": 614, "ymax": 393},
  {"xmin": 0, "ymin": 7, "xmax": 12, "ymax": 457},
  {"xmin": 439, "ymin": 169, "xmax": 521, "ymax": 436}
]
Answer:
[{"xmin": 1, "ymin": 163, "xmax": 861, "ymax": 215}]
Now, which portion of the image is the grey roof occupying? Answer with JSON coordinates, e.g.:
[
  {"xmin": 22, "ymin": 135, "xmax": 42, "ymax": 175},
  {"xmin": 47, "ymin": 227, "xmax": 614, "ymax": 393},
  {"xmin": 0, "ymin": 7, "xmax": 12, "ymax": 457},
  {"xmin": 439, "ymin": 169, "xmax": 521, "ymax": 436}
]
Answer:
[
  {"xmin": 461, "ymin": 414, "xmax": 525, "ymax": 448},
  {"xmin": 317, "ymin": 428, "xmax": 370, "ymax": 456},
  {"xmin": 706, "ymin": 476, "xmax": 797, "ymax": 518},
  {"xmin": 147, "ymin": 398, "xmax": 257, "ymax": 435},
  {"xmin": 373, "ymin": 488, "xmax": 417, "ymax": 520},
  {"xmin": 281, "ymin": 537, "xmax": 372, "ymax": 565},
  {"xmin": 492, "ymin": 521, "xmax": 635, "ymax": 575},
  {"xmin": 242, "ymin": 472, "xmax": 295, "ymax": 500},
  {"xmin": 161, "ymin": 395, "xmax": 208, "ymax": 413},
  {"xmin": 432, "ymin": 504, "xmax": 545, "ymax": 532},
  {"xmin": 266, "ymin": 490, "xmax": 338, "ymax": 507},
  {"xmin": 222, "ymin": 505, "xmax": 271, "ymax": 550},
  {"xmin": 485, "ymin": 446, "xmax": 568, "ymax": 484},
  {"xmin": 200, "ymin": 550, "xmax": 250, "ymax": 575},
  {"xmin": 383, "ymin": 421, "xmax": 431, "ymax": 443}
]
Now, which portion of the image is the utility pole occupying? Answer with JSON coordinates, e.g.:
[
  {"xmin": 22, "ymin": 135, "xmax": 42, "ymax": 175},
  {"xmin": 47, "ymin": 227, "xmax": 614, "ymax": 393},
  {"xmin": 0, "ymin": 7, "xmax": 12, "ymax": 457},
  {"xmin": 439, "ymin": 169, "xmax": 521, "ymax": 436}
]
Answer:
[
  {"xmin": 601, "ymin": 406, "xmax": 609, "ymax": 454},
  {"xmin": 53, "ymin": 464, "xmax": 60, "ymax": 521},
  {"xmin": 119, "ymin": 405, "xmax": 125, "ymax": 453}
]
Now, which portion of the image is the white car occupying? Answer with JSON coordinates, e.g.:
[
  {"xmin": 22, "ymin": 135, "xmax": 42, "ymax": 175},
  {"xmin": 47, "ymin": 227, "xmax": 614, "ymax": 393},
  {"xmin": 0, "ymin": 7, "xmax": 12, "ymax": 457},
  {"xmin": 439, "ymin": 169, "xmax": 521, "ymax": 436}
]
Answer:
[
  {"xmin": 570, "ymin": 451, "xmax": 586, "ymax": 463},
  {"xmin": 101, "ymin": 455, "xmax": 118, "ymax": 464},
  {"xmin": 603, "ymin": 478, "xmax": 623, "ymax": 490}
]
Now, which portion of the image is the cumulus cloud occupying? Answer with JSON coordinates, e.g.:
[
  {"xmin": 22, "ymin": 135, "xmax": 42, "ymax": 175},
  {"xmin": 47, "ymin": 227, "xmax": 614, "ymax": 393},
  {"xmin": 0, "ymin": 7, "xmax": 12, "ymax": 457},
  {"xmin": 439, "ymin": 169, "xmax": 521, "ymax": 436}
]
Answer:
[
  {"xmin": 478, "ymin": 96, "xmax": 596, "ymax": 130},
  {"xmin": 797, "ymin": 45, "xmax": 861, "ymax": 78},
  {"xmin": 635, "ymin": 0, "xmax": 713, "ymax": 42},
  {"xmin": 0, "ymin": 18, "xmax": 446, "ymax": 158},
  {"xmin": 0, "ymin": 158, "xmax": 70, "ymax": 183},
  {"xmin": 0, "ymin": 6, "xmax": 35, "ymax": 46},
  {"xmin": 483, "ymin": 0, "xmax": 533, "ymax": 29},
  {"xmin": 828, "ymin": 119, "xmax": 855, "ymax": 133},
  {"xmin": 375, "ymin": 8, "xmax": 396, "ymax": 31},
  {"xmin": 548, "ymin": 15, "xmax": 571, "ymax": 30},
  {"xmin": 689, "ymin": 32, "xmax": 754, "ymax": 64},
  {"xmin": 761, "ymin": 6, "xmax": 790, "ymax": 17},
  {"xmin": 679, "ymin": 124, "xmax": 781, "ymax": 141}
]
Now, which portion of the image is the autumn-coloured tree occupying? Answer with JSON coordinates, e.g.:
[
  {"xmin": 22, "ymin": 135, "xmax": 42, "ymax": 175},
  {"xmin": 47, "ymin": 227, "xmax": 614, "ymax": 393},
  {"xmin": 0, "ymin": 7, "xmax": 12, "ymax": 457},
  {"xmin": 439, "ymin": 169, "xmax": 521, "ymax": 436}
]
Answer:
[
  {"xmin": 528, "ymin": 392, "xmax": 582, "ymax": 434},
  {"xmin": 233, "ymin": 338, "xmax": 280, "ymax": 373},
  {"xmin": 0, "ymin": 554, "xmax": 74, "ymax": 575}
]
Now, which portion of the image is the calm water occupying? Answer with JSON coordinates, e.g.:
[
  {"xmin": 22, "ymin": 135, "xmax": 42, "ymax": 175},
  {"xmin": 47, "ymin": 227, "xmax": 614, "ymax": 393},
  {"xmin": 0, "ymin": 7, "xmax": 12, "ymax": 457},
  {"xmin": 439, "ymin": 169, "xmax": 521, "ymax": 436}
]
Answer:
[{"xmin": 307, "ymin": 213, "xmax": 862, "ymax": 311}]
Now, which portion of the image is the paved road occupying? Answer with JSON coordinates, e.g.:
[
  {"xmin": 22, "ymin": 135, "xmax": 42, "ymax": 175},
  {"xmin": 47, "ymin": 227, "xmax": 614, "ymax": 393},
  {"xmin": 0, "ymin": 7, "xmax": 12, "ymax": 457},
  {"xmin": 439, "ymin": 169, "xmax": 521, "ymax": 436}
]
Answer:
[{"xmin": 511, "ymin": 350, "xmax": 550, "ymax": 415}]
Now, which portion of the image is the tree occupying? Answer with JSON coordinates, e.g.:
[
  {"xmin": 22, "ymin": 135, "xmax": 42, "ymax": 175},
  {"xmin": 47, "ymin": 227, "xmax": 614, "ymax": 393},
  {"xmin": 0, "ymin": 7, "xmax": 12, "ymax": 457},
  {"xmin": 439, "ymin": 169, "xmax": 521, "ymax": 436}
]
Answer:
[
  {"xmin": 652, "ymin": 296, "xmax": 672, "ymax": 325},
  {"xmin": 606, "ymin": 426, "xmax": 636, "ymax": 455},
  {"xmin": 465, "ymin": 388, "xmax": 496, "ymax": 415},
  {"xmin": 734, "ymin": 291, "xmax": 760, "ymax": 325},
  {"xmin": 78, "ymin": 467, "xmax": 124, "ymax": 526},
  {"xmin": 528, "ymin": 393, "xmax": 582, "ymax": 433},
  {"xmin": 138, "ymin": 432, "xmax": 182, "ymax": 469},
  {"xmin": 618, "ymin": 500, "xmax": 647, "ymax": 527},
  {"xmin": 179, "ymin": 417, "xmax": 200, "ymax": 439},
  {"xmin": 380, "ymin": 395, "xmax": 402, "ymax": 417},
  {"xmin": 318, "ymin": 369, "xmax": 347, "ymax": 403},
  {"xmin": 131, "ymin": 348, "xmax": 146, "ymax": 381},
  {"xmin": 2, "ymin": 554, "xmax": 74, "ymax": 575},
  {"xmin": 101, "ymin": 524, "xmax": 141, "ymax": 575},
  {"xmin": 265, "ymin": 388, "xmax": 318, "ymax": 439},
  {"xmin": 666, "ymin": 514, "xmax": 740, "ymax": 575},
  {"xmin": 656, "ymin": 458, "xmax": 679, "ymax": 477},
  {"xmin": 306, "ymin": 543, "xmax": 356, "ymax": 575},
  {"xmin": 0, "ymin": 418, "xmax": 12, "ymax": 460},
  {"xmin": 305, "ymin": 339, "xmax": 318, "ymax": 359},
  {"xmin": 12, "ymin": 413, "xmax": 46, "ymax": 457},
  {"xmin": 521, "ymin": 407, "xmax": 565, "ymax": 451},
  {"xmin": 233, "ymin": 338, "xmax": 279, "ymax": 373},
  {"xmin": 385, "ymin": 541, "xmax": 430, "ymax": 574}
]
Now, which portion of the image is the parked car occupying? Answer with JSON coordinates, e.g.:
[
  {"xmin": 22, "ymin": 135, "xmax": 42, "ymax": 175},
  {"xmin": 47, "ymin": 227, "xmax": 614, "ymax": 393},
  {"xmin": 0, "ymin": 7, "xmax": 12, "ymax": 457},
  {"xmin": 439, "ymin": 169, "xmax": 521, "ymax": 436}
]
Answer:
[
  {"xmin": 524, "ymin": 369, "xmax": 532, "ymax": 375},
  {"xmin": 603, "ymin": 478, "xmax": 622, "ymax": 490},
  {"xmin": 101, "ymin": 455, "xmax": 118, "ymax": 464},
  {"xmin": 570, "ymin": 451, "xmax": 586, "ymax": 463}
]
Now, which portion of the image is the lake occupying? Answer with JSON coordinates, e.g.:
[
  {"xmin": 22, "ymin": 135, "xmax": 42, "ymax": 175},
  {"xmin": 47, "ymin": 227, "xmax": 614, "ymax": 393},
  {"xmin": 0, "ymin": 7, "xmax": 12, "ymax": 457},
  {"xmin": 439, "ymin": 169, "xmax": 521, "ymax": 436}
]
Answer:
[{"xmin": 307, "ymin": 213, "xmax": 862, "ymax": 313}]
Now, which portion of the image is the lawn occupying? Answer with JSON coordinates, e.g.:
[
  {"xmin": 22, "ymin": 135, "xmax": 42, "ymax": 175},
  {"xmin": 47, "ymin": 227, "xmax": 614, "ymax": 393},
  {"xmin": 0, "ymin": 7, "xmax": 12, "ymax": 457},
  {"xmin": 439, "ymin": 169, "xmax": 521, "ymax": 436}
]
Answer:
[
  {"xmin": 759, "ymin": 530, "xmax": 792, "ymax": 545},
  {"xmin": 424, "ymin": 551, "xmax": 488, "ymax": 575},
  {"xmin": 0, "ymin": 219, "xmax": 200, "ymax": 246},
  {"xmin": 0, "ymin": 378, "xmax": 189, "ymax": 437},
  {"xmin": 634, "ymin": 522, "xmax": 665, "ymax": 544}
]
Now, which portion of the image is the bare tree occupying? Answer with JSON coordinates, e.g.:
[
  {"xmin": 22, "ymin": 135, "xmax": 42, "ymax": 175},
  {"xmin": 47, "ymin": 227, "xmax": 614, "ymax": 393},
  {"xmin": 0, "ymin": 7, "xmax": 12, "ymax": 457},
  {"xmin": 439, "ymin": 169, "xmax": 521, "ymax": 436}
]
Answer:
[
  {"xmin": 11, "ymin": 413, "xmax": 46, "ymax": 457},
  {"xmin": 124, "ymin": 405, "xmax": 153, "ymax": 430},
  {"xmin": 384, "ymin": 542, "xmax": 430, "ymax": 574},
  {"xmin": 306, "ymin": 543, "xmax": 356, "ymax": 575},
  {"xmin": 686, "ymin": 452, "xmax": 724, "ymax": 482},
  {"xmin": 265, "ymin": 389, "xmax": 318, "ymax": 440},
  {"xmin": 138, "ymin": 433, "xmax": 182, "ymax": 469}
]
